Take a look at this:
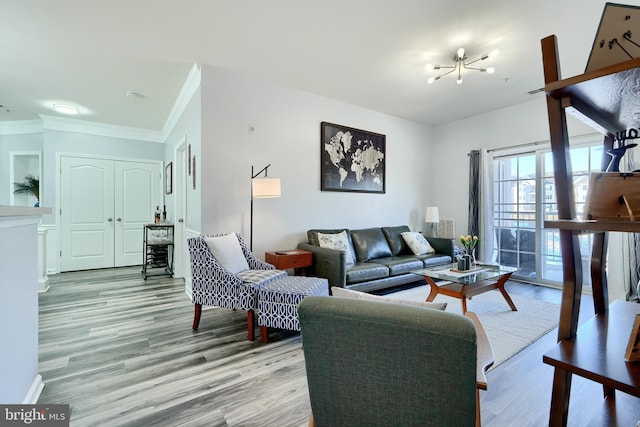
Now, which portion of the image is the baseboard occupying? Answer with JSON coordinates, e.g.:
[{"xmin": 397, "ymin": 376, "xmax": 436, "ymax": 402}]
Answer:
[
  {"xmin": 23, "ymin": 374, "xmax": 44, "ymax": 404},
  {"xmin": 38, "ymin": 277, "xmax": 50, "ymax": 293}
]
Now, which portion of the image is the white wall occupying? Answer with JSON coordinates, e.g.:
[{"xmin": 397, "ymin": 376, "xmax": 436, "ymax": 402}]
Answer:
[{"xmin": 199, "ymin": 65, "xmax": 434, "ymax": 257}]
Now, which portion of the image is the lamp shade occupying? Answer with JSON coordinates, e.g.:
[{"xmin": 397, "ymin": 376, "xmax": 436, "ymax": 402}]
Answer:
[
  {"xmin": 425, "ymin": 206, "xmax": 439, "ymax": 223},
  {"xmin": 252, "ymin": 177, "xmax": 281, "ymax": 198}
]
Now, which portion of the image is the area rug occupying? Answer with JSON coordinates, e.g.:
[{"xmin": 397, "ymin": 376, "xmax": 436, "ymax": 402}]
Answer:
[{"xmin": 383, "ymin": 284, "xmax": 560, "ymax": 368}]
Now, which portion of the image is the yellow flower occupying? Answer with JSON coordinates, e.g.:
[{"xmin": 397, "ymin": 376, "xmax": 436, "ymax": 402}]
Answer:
[{"xmin": 460, "ymin": 234, "xmax": 480, "ymax": 250}]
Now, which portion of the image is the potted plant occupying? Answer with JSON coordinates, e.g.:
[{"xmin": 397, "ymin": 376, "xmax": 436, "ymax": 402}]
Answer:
[{"xmin": 13, "ymin": 174, "xmax": 40, "ymax": 207}]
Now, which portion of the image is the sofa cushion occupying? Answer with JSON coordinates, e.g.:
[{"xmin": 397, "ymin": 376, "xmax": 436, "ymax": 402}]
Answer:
[
  {"xmin": 350, "ymin": 228, "xmax": 392, "ymax": 262},
  {"xmin": 419, "ymin": 253, "xmax": 453, "ymax": 267},
  {"xmin": 345, "ymin": 262, "xmax": 389, "ymax": 284},
  {"xmin": 401, "ymin": 232, "xmax": 435, "ymax": 256},
  {"xmin": 374, "ymin": 256, "xmax": 424, "ymax": 276},
  {"xmin": 237, "ymin": 269, "xmax": 287, "ymax": 286},
  {"xmin": 381, "ymin": 225, "xmax": 411, "ymax": 255},
  {"xmin": 331, "ymin": 286, "xmax": 447, "ymax": 311},
  {"xmin": 203, "ymin": 233, "xmax": 249, "ymax": 274},
  {"xmin": 317, "ymin": 230, "xmax": 355, "ymax": 265}
]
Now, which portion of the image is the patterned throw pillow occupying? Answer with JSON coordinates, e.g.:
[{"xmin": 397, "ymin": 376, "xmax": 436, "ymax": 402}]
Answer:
[
  {"xmin": 401, "ymin": 231, "xmax": 435, "ymax": 256},
  {"xmin": 317, "ymin": 230, "xmax": 355, "ymax": 264}
]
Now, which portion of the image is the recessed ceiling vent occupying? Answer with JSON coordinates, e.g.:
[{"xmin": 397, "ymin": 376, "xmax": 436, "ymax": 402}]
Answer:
[
  {"xmin": 126, "ymin": 91, "xmax": 146, "ymax": 99},
  {"xmin": 528, "ymin": 87, "xmax": 544, "ymax": 95}
]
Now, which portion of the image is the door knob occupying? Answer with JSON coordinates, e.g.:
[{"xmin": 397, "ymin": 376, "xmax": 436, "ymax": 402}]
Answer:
[
  {"xmin": 107, "ymin": 218, "xmax": 113, "ymax": 222},
  {"xmin": 117, "ymin": 218, "xmax": 122, "ymax": 222},
  {"xmin": 178, "ymin": 218, "xmax": 184, "ymax": 223}
]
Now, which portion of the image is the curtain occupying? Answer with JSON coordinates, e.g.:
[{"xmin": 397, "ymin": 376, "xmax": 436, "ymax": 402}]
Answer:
[
  {"xmin": 468, "ymin": 150, "xmax": 480, "ymax": 238},
  {"xmin": 468, "ymin": 149, "xmax": 494, "ymax": 262}
]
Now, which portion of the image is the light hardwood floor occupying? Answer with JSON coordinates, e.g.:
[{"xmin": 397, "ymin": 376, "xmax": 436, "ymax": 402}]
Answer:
[{"xmin": 38, "ymin": 267, "xmax": 605, "ymax": 426}]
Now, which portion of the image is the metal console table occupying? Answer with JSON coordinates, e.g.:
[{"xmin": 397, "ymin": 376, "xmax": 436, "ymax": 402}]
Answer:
[{"xmin": 142, "ymin": 223, "xmax": 174, "ymax": 279}]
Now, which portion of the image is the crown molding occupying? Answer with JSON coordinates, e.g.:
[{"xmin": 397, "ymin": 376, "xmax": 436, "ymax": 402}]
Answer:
[
  {"xmin": 2, "ymin": 63, "xmax": 200, "ymax": 141},
  {"xmin": 39, "ymin": 115, "xmax": 165, "ymax": 143},
  {"xmin": 161, "ymin": 63, "xmax": 201, "ymax": 139},
  {"xmin": 0, "ymin": 120, "xmax": 43, "ymax": 135}
]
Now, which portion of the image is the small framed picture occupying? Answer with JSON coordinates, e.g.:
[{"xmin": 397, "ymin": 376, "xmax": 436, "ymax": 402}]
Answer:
[
  {"xmin": 625, "ymin": 314, "xmax": 640, "ymax": 361},
  {"xmin": 165, "ymin": 162, "xmax": 173, "ymax": 195}
]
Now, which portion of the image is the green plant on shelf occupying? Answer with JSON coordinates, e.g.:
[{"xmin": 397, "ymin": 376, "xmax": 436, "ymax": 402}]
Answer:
[{"xmin": 13, "ymin": 174, "xmax": 40, "ymax": 206}]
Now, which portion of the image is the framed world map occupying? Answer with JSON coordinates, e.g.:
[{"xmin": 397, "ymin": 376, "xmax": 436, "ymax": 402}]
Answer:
[{"xmin": 320, "ymin": 122, "xmax": 386, "ymax": 193}]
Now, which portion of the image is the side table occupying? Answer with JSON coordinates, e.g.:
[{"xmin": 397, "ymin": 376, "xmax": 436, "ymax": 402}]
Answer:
[{"xmin": 265, "ymin": 249, "xmax": 313, "ymax": 275}]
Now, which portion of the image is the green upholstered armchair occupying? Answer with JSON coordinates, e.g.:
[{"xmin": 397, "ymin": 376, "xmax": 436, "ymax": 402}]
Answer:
[{"xmin": 298, "ymin": 296, "xmax": 493, "ymax": 427}]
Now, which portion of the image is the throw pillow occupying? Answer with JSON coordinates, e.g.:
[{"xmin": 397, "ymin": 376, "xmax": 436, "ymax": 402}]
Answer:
[
  {"xmin": 331, "ymin": 286, "xmax": 447, "ymax": 311},
  {"xmin": 401, "ymin": 232, "xmax": 435, "ymax": 256},
  {"xmin": 317, "ymin": 230, "xmax": 355, "ymax": 265},
  {"xmin": 203, "ymin": 233, "xmax": 249, "ymax": 274}
]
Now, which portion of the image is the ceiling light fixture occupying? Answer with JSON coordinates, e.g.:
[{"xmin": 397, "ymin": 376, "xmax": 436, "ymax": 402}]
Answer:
[
  {"xmin": 425, "ymin": 48, "xmax": 498, "ymax": 85},
  {"xmin": 53, "ymin": 104, "xmax": 79, "ymax": 115}
]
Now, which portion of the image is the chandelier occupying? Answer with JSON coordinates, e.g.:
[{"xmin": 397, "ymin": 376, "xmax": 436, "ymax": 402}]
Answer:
[{"xmin": 426, "ymin": 48, "xmax": 499, "ymax": 85}]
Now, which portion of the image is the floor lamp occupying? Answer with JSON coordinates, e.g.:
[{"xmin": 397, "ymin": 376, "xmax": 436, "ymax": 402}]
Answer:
[
  {"xmin": 425, "ymin": 206, "xmax": 440, "ymax": 238},
  {"xmin": 251, "ymin": 164, "xmax": 281, "ymax": 251}
]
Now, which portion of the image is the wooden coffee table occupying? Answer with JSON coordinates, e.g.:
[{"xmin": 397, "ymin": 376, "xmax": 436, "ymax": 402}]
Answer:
[{"xmin": 412, "ymin": 263, "xmax": 518, "ymax": 313}]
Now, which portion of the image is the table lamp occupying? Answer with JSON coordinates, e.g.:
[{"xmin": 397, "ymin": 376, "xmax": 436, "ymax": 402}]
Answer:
[{"xmin": 425, "ymin": 206, "xmax": 439, "ymax": 237}]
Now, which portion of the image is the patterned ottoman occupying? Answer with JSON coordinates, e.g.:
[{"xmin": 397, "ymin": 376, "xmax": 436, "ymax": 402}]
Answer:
[{"xmin": 258, "ymin": 276, "xmax": 329, "ymax": 342}]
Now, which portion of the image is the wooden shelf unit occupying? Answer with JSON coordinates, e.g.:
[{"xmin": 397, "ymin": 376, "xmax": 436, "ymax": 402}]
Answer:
[{"xmin": 541, "ymin": 35, "xmax": 640, "ymax": 426}]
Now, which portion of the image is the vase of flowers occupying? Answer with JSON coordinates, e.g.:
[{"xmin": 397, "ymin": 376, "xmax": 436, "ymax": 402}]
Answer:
[{"xmin": 460, "ymin": 235, "xmax": 479, "ymax": 267}]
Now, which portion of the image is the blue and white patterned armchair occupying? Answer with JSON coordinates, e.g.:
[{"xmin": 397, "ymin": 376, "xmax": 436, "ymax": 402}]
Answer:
[{"xmin": 188, "ymin": 233, "xmax": 287, "ymax": 340}]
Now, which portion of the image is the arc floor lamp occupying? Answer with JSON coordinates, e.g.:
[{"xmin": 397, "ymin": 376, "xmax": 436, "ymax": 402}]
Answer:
[{"xmin": 250, "ymin": 164, "xmax": 281, "ymax": 250}]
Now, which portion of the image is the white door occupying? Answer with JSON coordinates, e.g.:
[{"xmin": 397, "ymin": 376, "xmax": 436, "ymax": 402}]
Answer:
[
  {"xmin": 60, "ymin": 156, "xmax": 162, "ymax": 272},
  {"xmin": 60, "ymin": 157, "xmax": 115, "ymax": 271},
  {"xmin": 174, "ymin": 142, "xmax": 187, "ymax": 279},
  {"xmin": 115, "ymin": 161, "xmax": 161, "ymax": 266}
]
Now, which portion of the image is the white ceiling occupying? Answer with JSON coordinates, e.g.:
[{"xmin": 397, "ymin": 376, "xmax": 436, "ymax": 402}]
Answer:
[{"xmin": 1, "ymin": 0, "xmax": 636, "ymax": 130}]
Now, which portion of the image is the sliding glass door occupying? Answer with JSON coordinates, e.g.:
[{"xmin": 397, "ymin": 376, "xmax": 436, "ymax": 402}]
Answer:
[
  {"xmin": 493, "ymin": 154, "xmax": 537, "ymax": 279},
  {"xmin": 492, "ymin": 140, "xmax": 603, "ymax": 287}
]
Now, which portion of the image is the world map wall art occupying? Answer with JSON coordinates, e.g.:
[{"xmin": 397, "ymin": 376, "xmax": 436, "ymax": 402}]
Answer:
[{"xmin": 320, "ymin": 121, "xmax": 386, "ymax": 193}]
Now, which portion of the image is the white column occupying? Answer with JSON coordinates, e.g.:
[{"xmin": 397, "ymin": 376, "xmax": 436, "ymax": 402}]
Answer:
[{"xmin": 0, "ymin": 206, "xmax": 50, "ymax": 404}]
